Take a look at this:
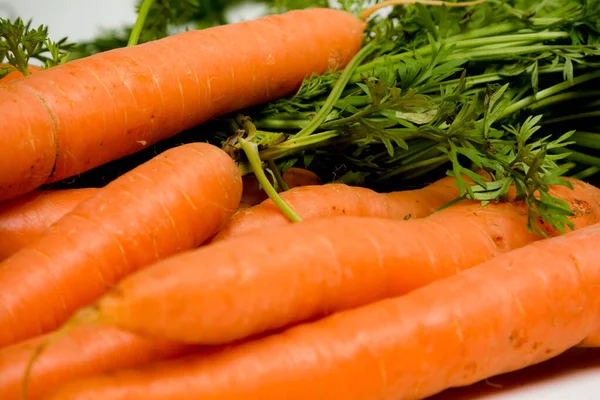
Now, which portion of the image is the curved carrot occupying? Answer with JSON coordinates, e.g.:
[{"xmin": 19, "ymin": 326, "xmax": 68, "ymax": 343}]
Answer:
[
  {"xmin": 48, "ymin": 222, "xmax": 600, "ymax": 400},
  {"xmin": 0, "ymin": 325, "xmax": 198, "ymax": 400},
  {"xmin": 0, "ymin": 142, "xmax": 242, "ymax": 347},
  {"xmin": 240, "ymin": 167, "xmax": 322, "ymax": 209},
  {"xmin": 212, "ymin": 175, "xmax": 460, "ymax": 242},
  {"xmin": 0, "ymin": 8, "xmax": 365, "ymax": 202},
  {"xmin": 0, "ymin": 188, "xmax": 97, "ymax": 260},
  {"xmin": 66, "ymin": 178, "xmax": 600, "ymax": 345}
]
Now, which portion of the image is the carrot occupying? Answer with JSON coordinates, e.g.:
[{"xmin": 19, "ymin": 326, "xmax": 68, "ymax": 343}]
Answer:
[
  {"xmin": 0, "ymin": 188, "xmax": 97, "ymax": 260},
  {"xmin": 47, "ymin": 222, "xmax": 600, "ymax": 400},
  {"xmin": 0, "ymin": 64, "xmax": 43, "ymax": 82},
  {"xmin": 240, "ymin": 167, "xmax": 322, "ymax": 209},
  {"xmin": 212, "ymin": 175, "xmax": 460, "ymax": 242},
  {"xmin": 65, "ymin": 177, "xmax": 600, "ymax": 345},
  {"xmin": 0, "ymin": 8, "xmax": 365, "ymax": 202},
  {"xmin": 0, "ymin": 142, "xmax": 242, "ymax": 347},
  {"xmin": 0, "ymin": 325, "xmax": 199, "ymax": 400},
  {"xmin": 579, "ymin": 331, "xmax": 600, "ymax": 347}
]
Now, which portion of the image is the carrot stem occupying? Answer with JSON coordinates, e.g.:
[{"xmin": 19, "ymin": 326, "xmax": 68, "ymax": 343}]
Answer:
[
  {"xmin": 502, "ymin": 70, "xmax": 600, "ymax": 117},
  {"xmin": 127, "ymin": 0, "xmax": 155, "ymax": 47},
  {"xmin": 267, "ymin": 159, "xmax": 290, "ymax": 192},
  {"xmin": 238, "ymin": 138, "xmax": 302, "ymax": 223},
  {"xmin": 359, "ymin": 0, "xmax": 488, "ymax": 21},
  {"xmin": 294, "ymin": 42, "xmax": 377, "ymax": 139},
  {"xmin": 572, "ymin": 166, "xmax": 600, "ymax": 180}
]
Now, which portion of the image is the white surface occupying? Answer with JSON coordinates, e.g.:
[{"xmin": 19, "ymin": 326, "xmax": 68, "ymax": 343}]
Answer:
[{"xmin": 1, "ymin": 1, "xmax": 598, "ymax": 399}]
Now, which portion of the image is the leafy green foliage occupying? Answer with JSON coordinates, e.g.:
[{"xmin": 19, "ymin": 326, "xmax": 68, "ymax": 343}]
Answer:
[{"xmin": 0, "ymin": 18, "xmax": 74, "ymax": 77}]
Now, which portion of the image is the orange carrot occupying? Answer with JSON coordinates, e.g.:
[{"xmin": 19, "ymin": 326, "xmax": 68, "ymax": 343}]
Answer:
[
  {"xmin": 0, "ymin": 64, "xmax": 43, "ymax": 82},
  {"xmin": 240, "ymin": 167, "xmax": 322, "ymax": 209},
  {"xmin": 212, "ymin": 175, "xmax": 460, "ymax": 242},
  {"xmin": 0, "ymin": 325, "xmax": 199, "ymax": 400},
  {"xmin": 65, "ymin": 178, "xmax": 600, "ymax": 345},
  {"xmin": 0, "ymin": 8, "xmax": 365, "ymax": 202},
  {"xmin": 48, "ymin": 222, "xmax": 600, "ymax": 400},
  {"xmin": 0, "ymin": 189, "xmax": 97, "ymax": 260},
  {"xmin": 579, "ymin": 331, "xmax": 600, "ymax": 347},
  {"xmin": 0, "ymin": 142, "xmax": 242, "ymax": 347}
]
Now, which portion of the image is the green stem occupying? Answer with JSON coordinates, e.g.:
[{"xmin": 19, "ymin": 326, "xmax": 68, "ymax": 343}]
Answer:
[
  {"xmin": 294, "ymin": 42, "xmax": 377, "ymax": 138},
  {"xmin": 551, "ymin": 148, "xmax": 600, "ymax": 168},
  {"xmin": 238, "ymin": 138, "xmax": 302, "ymax": 223},
  {"xmin": 569, "ymin": 132, "xmax": 600, "ymax": 151},
  {"xmin": 502, "ymin": 70, "xmax": 600, "ymax": 117},
  {"xmin": 542, "ymin": 111, "xmax": 600, "ymax": 125},
  {"xmin": 373, "ymin": 154, "xmax": 450, "ymax": 182},
  {"xmin": 353, "ymin": 26, "xmax": 565, "ymax": 79},
  {"xmin": 528, "ymin": 91, "xmax": 600, "ymax": 110},
  {"xmin": 128, "ymin": 0, "xmax": 155, "ymax": 46},
  {"xmin": 571, "ymin": 166, "xmax": 600, "ymax": 180},
  {"xmin": 267, "ymin": 159, "xmax": 289, "ymax": 191}
]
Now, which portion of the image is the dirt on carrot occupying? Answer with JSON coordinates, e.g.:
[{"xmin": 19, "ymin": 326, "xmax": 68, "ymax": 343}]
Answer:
[
  {"xmin": 0, "ymin": 142, "xmax": 242, "ymax": 348},
  {"xmin": 0, "ymin": 8, "xmax": 365, "ymax": 202},
  {"xmin": 0, "ymin": 188, "xmax": 98, "ymax": 260},
  {"xmin": 60, "ymin": 178, "xmax": 600, "ymax": 345}
]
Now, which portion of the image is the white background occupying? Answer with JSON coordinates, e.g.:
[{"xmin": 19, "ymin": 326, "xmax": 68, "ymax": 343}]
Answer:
[{"xmin": 1, "ymin": 1, "xmax": 599, "ymax": 399}]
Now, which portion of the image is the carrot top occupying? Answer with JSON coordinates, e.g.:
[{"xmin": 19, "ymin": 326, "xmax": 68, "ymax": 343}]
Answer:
[{"xmin": 0, "ymin": 17, "xmax": 73, "ymax": 78}]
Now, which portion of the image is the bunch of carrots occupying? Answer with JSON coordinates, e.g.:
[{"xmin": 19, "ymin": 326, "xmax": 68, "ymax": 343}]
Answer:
[{"xmin": 1, "ymin": 1, "xmax": 600, "ymax": 399}]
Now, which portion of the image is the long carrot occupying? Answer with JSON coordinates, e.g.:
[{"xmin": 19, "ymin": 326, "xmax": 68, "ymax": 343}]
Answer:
[
  {"xmin": 239, "ymin": 167, "xmax": 322, "ymax": 209},
  {"xmin": 0, "ymin": 189, "xmax": 97, "ymax": 260},
  {"xmin": 212, "ymin": 175, "xmax": 460, "ymax": 242},
  {"xmin": 0, "ymin": 8, "xmax": 365, "ymax": 202},
  {"xmin": 0, "ymin": 325, "xmax": 198, "ymax": 400},
  {"xmin": 47, "ymin": 222, "xmax": 600, "ymax": 400},
  {"xmin": 65, "ymin": 178, "xmax": 600, "ymax": 345},
  {"xmin": 0, "ymin": 142, "xmax": 242, "ymax": 347}
]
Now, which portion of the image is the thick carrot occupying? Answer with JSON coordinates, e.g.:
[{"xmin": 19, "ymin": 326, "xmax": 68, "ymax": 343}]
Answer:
[
  {"xmin": 0, "ymin": 8, "xmax": 365, "ymax": 202},
  {"xmin": 0, "ymin": 142, "xmax": 242, "ymax": 347},
  {"xmin": 66, "ymin": 178, "xmax": 600, "ymax": 345},
  {"xmin": 0, "ymin": 188, "xmax": 97, "ymax": 260},
  {"xmin": 0, "ymin": 325, "xmax": 199, "ymax": 400},
  {"xmin": 239, "ymin": 167, "xmax": 322, "ymax": 209},
  {"xmin": 212, "ymin": 175, "xmax": 460, "ymax": 242},
  {"xmin": 47, "ymin": 222, "xmax": 600, "ymax": 400}
]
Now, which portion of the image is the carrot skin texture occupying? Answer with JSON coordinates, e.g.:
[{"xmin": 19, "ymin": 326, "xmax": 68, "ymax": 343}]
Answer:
[
  {"xmin": 212, "ymin": 175, "xmax": 460, "ymax": 242},
  {"xmin": 0, "ymin": 189, "xmax": 97, "ymax": 260},
  {"xmin": 0, "ymin": 9, "xmax": 365, "ymax": 202},
  {"xmin": 46, "ymin": 223, "xmax": 600, "ymax": 400},
  {"xmin": 83, "ymin": 178, "xmax": 600, "ymax": 344},
  {"xmin": 0, "ymin": 325, "xmax": 199, "ymax": 400},
  {"xmin": 0, "ymin": 143, "xmax": 243, "ymax": 347}
]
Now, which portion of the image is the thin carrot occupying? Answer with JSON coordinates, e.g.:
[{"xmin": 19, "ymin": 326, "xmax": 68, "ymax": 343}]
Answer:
[
  {"xmin": 0, "ymin": 325, "xmax": 199, "ymax": 400},
  {"xmin": 65, "ymin": 178, "xmax": 600, "ymax": 345},
  {"xmin": 240, "ymin": 167, "xmax": 322, "ymax": 209},
  {"xmin": 47, "ymin": 222, "xmax": 600, "ymax": 400},
  {"xmin": 0, "ymin": 142, "xmax": 242, "ymax": 347},
  {"xmin": 212, "ymin": 175, "xmax": 460, "ymax": 242},
  {"xmin": 0, "ymin": 8, "xmax": 365, "ymax": 202},
  {"xmin": 0, "ymin": 188, "xmax": 97, "ymax": 260}
]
